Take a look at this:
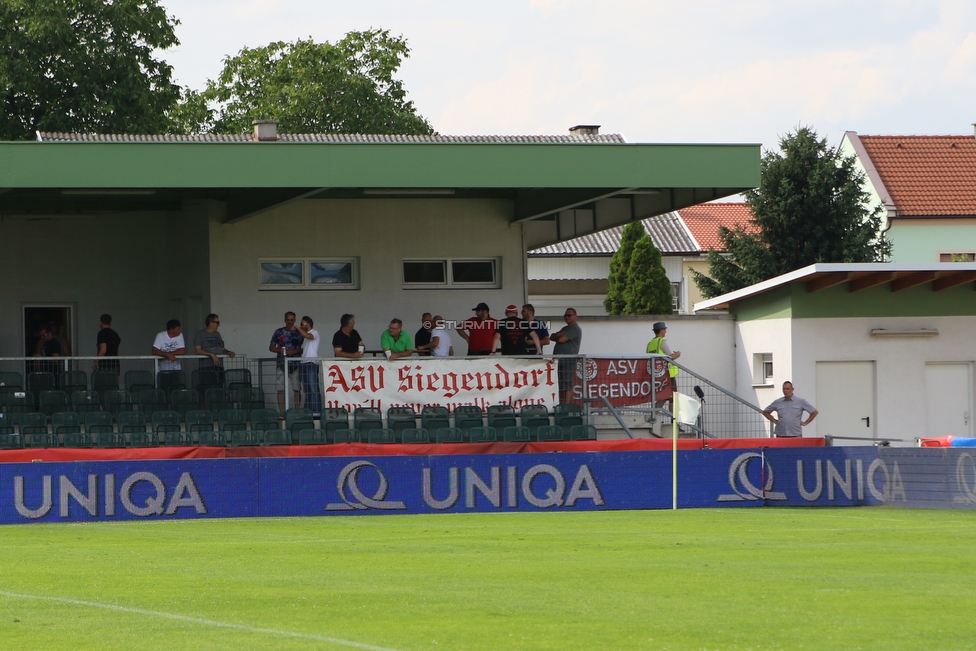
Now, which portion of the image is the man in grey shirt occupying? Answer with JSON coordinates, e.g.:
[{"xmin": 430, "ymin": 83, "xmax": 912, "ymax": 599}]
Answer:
[
  {"xmin": 551, "ymin": 307, "xmax": 582, "ymax": 404},
  {"xmin": 763, "ymin": 381, "xmax": 818, "ymax": 437},
  {"xmin": 193, "ymin": 314, "xmax": 236, "ymax": 385}
]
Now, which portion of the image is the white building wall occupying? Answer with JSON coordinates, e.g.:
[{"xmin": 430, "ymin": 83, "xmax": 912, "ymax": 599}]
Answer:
[
  {"xmin": 209, "ymin": 198, "xmax": 525, "ymax": 358},
  {"xmin": 735, "ymin": 318, "xmax": 794, "ymax": 412},
  {"xmin": 576, "ymin": 316, "xmax": 736, "ymax": 391},
  {"xmin": 528, "ymin": 257, "xmax": 610, "ymax": 280},
  {"xmin": 789, "ymin": 316, "xmax": 976, "ymax": 440}
]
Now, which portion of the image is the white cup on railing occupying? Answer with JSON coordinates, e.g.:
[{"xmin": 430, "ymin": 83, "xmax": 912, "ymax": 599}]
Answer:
[
  {"xmin": 358, "ymin": 344, "xmax": 365, "ymax": 354},
  {"xmin": 384, "ymin": 350, "xmax": 392, "ymax": 360}
]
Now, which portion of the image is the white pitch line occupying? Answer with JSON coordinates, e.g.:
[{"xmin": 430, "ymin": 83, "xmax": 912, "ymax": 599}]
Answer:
[{"xmin": 0, "ymin": 590, "xmax": 404, "ymax": 651}]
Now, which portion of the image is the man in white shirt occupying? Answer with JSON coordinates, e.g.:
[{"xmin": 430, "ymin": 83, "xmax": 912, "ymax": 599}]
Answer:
[
  {"xmin": 152, "ymin": 319, "xmax": 185, "ymax": 371},
  {"xmin": 296, "ymin": 316, "xmax": 322, "ymax": 414},
  {"xmin": 419, "ymin": 315, "xmax": 453, "ymax": 357}
]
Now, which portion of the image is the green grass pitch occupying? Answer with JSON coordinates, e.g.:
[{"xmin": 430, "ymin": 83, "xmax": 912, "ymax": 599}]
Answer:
[{"xmin": 0, "ymin": 508, "xmax": 974, "ymax": 650}]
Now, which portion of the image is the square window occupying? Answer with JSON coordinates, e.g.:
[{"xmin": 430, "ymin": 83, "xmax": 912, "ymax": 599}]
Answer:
[
  {"xmin": 451, "ymin": 260, "xmax": 495, "ymax": 284},
  {"xmin": 403, "ymin": 261, "xmax": 447, "ymax": 284}
]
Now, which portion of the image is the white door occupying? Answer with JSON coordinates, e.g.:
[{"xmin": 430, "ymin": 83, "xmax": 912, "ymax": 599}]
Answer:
[
  {"xmin": 815, "ymin": 362, "xmax": 876, "ymax": 441},
  {"xmin": 925, "ymin": 363, "xmax": 972, "ymax": 438}
]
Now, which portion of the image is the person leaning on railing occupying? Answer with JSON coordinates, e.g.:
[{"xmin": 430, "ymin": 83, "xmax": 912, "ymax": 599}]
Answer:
[{"xmin": 551, "ymin": 308, "xmax": 581, "ymax": 404}]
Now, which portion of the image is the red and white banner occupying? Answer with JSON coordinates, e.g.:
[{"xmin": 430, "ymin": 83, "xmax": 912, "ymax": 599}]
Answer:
[
  {"xmin": 320, "ymin": 358, "xmax": 558, "ymax": 412},
  {"xmin": 572, "ymin": 357, "xmax": 673, "ymax": 407}
]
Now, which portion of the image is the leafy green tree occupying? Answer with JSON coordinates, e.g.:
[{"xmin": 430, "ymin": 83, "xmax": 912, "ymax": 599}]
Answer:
[
  {"xmin": 604, "ymin": 221, "xmax": 645, "ymax": 315},
  {"xmin": 693, "ymin": 126, "xmax": 890, "ymax": 298},
  {"xmin": 0, "ymin": 0, "xmax": 181, "ymax": 140},
  {"xmin": 624, "ymin": 235, "xmax": 674, "ymax": 314},
  {"xmin": 179, "ymin": 30, "xmax": 433, "ymax": 135}
]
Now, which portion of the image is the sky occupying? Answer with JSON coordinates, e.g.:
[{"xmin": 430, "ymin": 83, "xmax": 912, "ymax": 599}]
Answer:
[{"xmin": 159, "ymin": 0, "xmax": 976, "ymax": 152}]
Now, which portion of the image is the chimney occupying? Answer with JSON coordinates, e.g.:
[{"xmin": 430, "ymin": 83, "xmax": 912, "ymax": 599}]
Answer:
[
  {"xmin": 569, "ymin": 124, "xmax": 600, "ymax": 137},
  {"xmin": 252, "ymin": 119, "xmax": 279, "ymax": 142}
]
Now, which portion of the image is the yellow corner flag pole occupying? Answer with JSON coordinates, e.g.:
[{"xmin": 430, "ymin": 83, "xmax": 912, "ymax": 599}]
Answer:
[{"xmin": 672, "ymin": 390, "xmax": 678, "ymax": 510}]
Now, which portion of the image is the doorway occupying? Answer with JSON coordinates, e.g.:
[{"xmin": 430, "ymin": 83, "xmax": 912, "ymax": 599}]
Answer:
[
  {"xmin": 815, "ymin": 361, "xmax": 876, "ymax": 441},
  {"xmin": 925, "ymin": 363, "xmax": 972, "ymax": 438},
  {"xmin": 23, "ymin": 305, "xmax": 74, "ymax": 357}
]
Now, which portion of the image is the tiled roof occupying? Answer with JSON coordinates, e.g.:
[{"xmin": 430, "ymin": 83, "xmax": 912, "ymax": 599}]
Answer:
[
  {"xmin": 857, "ymin": 135, "xmax": 976, "ymax": 216},
  {"xmin": 37, "ymin": 132, "xmax": 626, "ymax": 144},
  {"xmin": 528, "ymin": 212, "xmax": 698, "ymax": 256},
  {"xmin": 678, "ymin": 202, "xmax": 756, "ymax": 252}
]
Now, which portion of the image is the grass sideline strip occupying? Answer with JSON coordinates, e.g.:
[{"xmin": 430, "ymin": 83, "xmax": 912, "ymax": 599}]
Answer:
[{"xmin": 0, "ymin": 508, "xmax": 974, "ymax": 650}]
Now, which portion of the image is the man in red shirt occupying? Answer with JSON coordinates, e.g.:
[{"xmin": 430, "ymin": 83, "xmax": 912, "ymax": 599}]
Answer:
[{"xmin": 459, "ymin": 302, "xmax": 497, "ymax": 356}]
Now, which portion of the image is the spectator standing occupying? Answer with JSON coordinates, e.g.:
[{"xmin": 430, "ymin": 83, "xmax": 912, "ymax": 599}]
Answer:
[
  {"xmin": 381, "ymin": 319, "xmax": 414, "ymax": 360},
  {"xmin": 492, "ymin": 304, "xmax": 540, "ymax": 355},
  {"xmin": 36, "ymin": 324, "xmax": 62, "ymax": 376},
  {"xmin": 297, "ymin": 316, "xmax": 322, "ymax": 414},
  {"xmin": 333, "ymin": 314, "xmax": 365, "ymax": 358},
  {"xmin": 152, "ymin": 319, "xmax": 185, "ymax": 371},
  {"xmin": 419, "ymin": 316, "xmax": 453, "ymax": 357},
  {"xmin": 521, "ymin": 304, "xmax": 550, "ymax": 354},
  {"xmin": 460, "ymin": 302, "xmax": 496, "ymax": 356},
  {"xmin": 551, "ymin": 308, "xmax": 582, "ymax": 404},
  {"xmin": 763, "ymin": 382, "xmax": 818, "ymax": 438},
  {"xmin": 646, "ymin": 321, "xmax": 680, "ymax": 391},
  {"xmin": 194, "ymin": 314, "xmax": 235, "ymax": 387},
  {"xmin": 415, "ymin": 312, "xmax": 433, "ymax": 355},
  {"xmin": 269, "ymin": 312, "xmax": 304, "ymax": 413},
  {"xmin": 93, "ymin": 314, "xmax": 121, "ymax": 372}
]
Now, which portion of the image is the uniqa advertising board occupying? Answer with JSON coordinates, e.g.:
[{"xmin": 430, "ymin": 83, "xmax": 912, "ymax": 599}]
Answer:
[{"xmin": 2, "ymin": 447, "xmax": 969, "ymax": 524}]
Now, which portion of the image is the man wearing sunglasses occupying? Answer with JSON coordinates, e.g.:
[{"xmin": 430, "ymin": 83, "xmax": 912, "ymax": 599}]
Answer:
[{"xmin": 551, "ymin": 308, "xmax": 582, "ymax": 404}]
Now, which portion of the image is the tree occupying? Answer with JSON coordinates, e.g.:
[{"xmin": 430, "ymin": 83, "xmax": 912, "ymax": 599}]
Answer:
[
  {"xmin": 604, "ymin": 221, "xmax": 645, "ymax": 314},
  {"xmin": 178, "ymin": 30, "xmax": 433, "ymax": 136},
  {"xmin": 0, "ymin": 0, "xmax": 181, "ymax": 140},
  {"xmin": 693, "ymin": 127, "xmax": 890, "ymax": 298},
  {"xmin": 623, "ymin": 236, "xmax": 674, "ymax": 315}
]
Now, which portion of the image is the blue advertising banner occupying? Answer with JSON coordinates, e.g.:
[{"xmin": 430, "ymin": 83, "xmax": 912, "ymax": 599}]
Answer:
[{"xmin": 0, "ymin": 446, "xmax": 940, "ymax": 525}]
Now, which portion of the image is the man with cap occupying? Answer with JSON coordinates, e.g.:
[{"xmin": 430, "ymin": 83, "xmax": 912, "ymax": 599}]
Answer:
[
  {"xmin": 646, "ymin": 321, "xmax": 680, "ymax": 390},
  {"xmin": 491, "ymin": 304, "xmax": 541, "ymax": 356},
  {"xmin": 460, "ymin": 302, "xmax": 497, "ymax": 356}
]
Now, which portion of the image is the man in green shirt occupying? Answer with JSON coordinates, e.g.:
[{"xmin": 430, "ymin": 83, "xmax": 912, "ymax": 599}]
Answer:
[{"xmin": 381, "ymin": 318, "xmax": 415, "ymax": 360}]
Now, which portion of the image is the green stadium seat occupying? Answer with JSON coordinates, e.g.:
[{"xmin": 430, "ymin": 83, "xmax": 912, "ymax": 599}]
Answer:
[
  {"xmin": 367, "ymin": 428, "xmax": 397, "ymax": 444},
  {"xmin": 330, "ymin": 428, "xmax": 358, "ymax": 444},
  {"xmin": 354, "ymin": 407, "xmax": 383, "ymax": 434},
  {"xmin": 102, "ymin": 389, "xmax": 134, "ymax": 415},
  {"xmin": 286, "ymin": 408, "xmax": 314, "ymax": 443},
  {"xmin": 162, "ymin": 430, "xmax": 194, "ymax": 446},
  {"xmin": 84, "ymin": 411, "xmax": 114, "ymax": 436},
  {"xmin": 263, "ymin": 429, "xmax": 291, "ymax": 446},
  {"xmin": 152, "ymin": 410, "xmax": 181, "ymax": 436},
  {"xmin": 129, "ymin": 431, "xmax": 158, "ymax": 448},
  {"xmin": 27, "ymin": 372, "xmax": 57, "ymax": 400},
  {"xmin": 231, "ymin": 430, "xmax": 261, "ymax": 447},
  {"xmin": 19, "ymin": 412, "xmax": 48, "ymax": 435},
  {"xmin": 455, "ymin": 405, "xmax": 484, "ymax": 433},
  {"xmin": 96, "ymin": 431, "xmax": 127, "ymax": 448},
  {"xmin": 400, "ymin": 427, "xmax": 429, "ymax": 444},
  {"xmin": 117, "ymin": 411, "xmax": 147, "ymax": 434},
  {"xmin": 2, "ymin": 391, "xmax": 34, "ymax": 414},
  {"xmin": 503, "ymin": 426, "xmax": 531, "ymax": 442},
  {"xmin": 554, "ymin": 404, "xmax": 583, "ymax": 429},
  {"xmin": 136, "ymin": 389, "xmax": 167, "ymax": 416},
  {"xmin": 487, "ymin": 405, "xmax": 517, "ymax": 430},
  {"xmin": 192, "ymin": 368, "xmax": 222, "ymax": 394},
  {"xmin": 205, "ymin": 388, "xmax": 234, "ymax": 413},
  {"xmin": 63, "ymin": 432, "xmax": 94, "ymax": 448},
  {"xmin": 322, "ymin": 407, "xmax": 350, "ymax": 437},
  {"xmin": 218, "ymin": 409, "xmax": 247, "ymax": 433},
  {"xmin": 90, "ymin": 371, "xmax": 119, "ymax": 395},
  {"xmin": 248, "ymin": 408, "xmax": 280, "ymax": 433},
  {"xmin": 421, "ymin": 406, "xmax": 449, "ymax": 432},
  {"xmin": 39, "ymin": 390, "xmax": 69, "ymax": 417},
  {"xmin": 0, "ymin": 413, "xmax": 14, "ymax": 434},
  {"xmin": 469, "ymin": 426, "xmax": 497, "ymax": 443},
  {"xmin": 386, "ymin": 406, "xmax": 417, "ymax": 433},
  {"xmin": 235, "ymin": 387, "xmax": 266, "ymax": 413},
  {"xmin": 225, "ymin": 368, "xmax": 252, "ymax": 391},
  {"xmin": 71, "ymin": 390, "xmax": 101, "ymax": 415},
  {"xmin": 124, "ymin": 370, "xmax": 154, "ymax": 394},
  {"xmin": 435, "ymin": 427, "xmax": 464, "ymax": 444},
  {"xmin": 171, "ymin": 389, "xmax": 200, "ymax": 416},
  {"xmin": 0, "ymin": 371, "xmax": 23, "ymax": 395},
  {"xmin": 198, "ymin": 431, "xmax": 227, "ymax": 446},
  {"xmin": 184, "ymin": 409, "xmax": 215, "ymax": 435},
  {"xmin": 52, "ymin": 411, "xmax": 81, "ymax": 435},
  {"xmin": 0, "ymin": 433, "xmax": 23, "ymax": 449},
  {"xmin": 299, "ymin": 428, "xmax": 328, "ymax": 445},
  {"xmin": 156, "ymin": 370, "xmax": 186, "ymax": 398},
  {"xmin": 60, "ymin": 371, "xmax": 88, "ymax": 395},
  {"xmin": 537, "ymin": 425, "xmax": 565, "ymax": 442},
  {"xmin": 29, "ymin": 432, "xmax": 59, "ymax": 448}
]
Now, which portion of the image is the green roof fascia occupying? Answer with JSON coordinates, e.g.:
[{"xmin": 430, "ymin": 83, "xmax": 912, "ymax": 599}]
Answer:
[
  {"xmin": 0, "ymin": 141, "xmax": 760, "ymax": 189},
  {"xmin": 732, "ymin": 282, "xmax": 976, "ymax": 321}
]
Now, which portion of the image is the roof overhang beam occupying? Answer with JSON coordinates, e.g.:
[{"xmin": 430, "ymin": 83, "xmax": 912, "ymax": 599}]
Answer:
[
  {"xmin": 932, "ymin": 271, "xmax": 976, "ymax": 291},
  {"xmin": 807, "ymin": 273, "xmax": 852, "ymax": 293},
  {"xmin": 890, "ymin": 271, "xmax": 938, "ymax": 292},
  {"xmin": 223, "ymin": 188, "xmax": 327, "ymax": 224},
  {"xmin": 849, "ymin": 272, "xmax": 895, "ymax": 293}
]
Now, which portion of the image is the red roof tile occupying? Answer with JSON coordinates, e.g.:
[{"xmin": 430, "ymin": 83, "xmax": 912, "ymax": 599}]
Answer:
[
  {"xmin": 858, "ymin": 135, "xmax": 976, "ymax": 216},
  {"xmin": 678, "ymin": 203, "xmax": 756, "ymax": 252}
]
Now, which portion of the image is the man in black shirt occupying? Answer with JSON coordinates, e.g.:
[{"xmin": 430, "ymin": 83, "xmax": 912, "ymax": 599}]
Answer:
[
  {"xmin": 332, "ymin": 313, "xmax": 365, "ymax": 358},
  {"xmin": 94, "ymin": 314, "xmax": 121, "ymax": 372},
  {"xmin": 415, "ymin": 312, "xmax": 433, "ymax": 354},
  {"xmin": 491, "ymin": 304, "xmax": 540, "ymax": 355}
]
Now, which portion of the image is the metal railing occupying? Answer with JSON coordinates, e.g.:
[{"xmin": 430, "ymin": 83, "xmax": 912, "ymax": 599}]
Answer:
[
  {"xmin": 579, "ymin": 355, "xmax": 772, "ymax": 439},
  {"xmin": 0, "ymin": 353, "xmax": 772, "ymax": 438}
]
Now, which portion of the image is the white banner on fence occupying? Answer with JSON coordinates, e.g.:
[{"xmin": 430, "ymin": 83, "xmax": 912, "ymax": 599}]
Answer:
[{"xmin": 320, "ymin": 358, "xmax": 558, "ymax": 412}]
